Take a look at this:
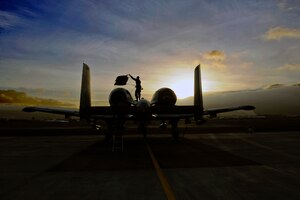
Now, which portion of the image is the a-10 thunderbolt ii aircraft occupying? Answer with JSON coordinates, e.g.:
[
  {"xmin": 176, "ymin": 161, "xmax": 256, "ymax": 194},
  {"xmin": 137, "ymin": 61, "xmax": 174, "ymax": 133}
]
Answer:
[{"xmin": 23, "ymin": 63, "xmax": 255, "ymax": 141}]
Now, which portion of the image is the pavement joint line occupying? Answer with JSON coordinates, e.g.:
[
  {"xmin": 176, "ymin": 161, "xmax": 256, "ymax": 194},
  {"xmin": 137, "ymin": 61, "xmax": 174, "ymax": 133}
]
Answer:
[
  {"xmin": 229, "ymin": 133, "xmax": 300, "ymax": 161},
  {"xmin": 145, "ymin": 140, "xmax": 176, "ymax": 200}
]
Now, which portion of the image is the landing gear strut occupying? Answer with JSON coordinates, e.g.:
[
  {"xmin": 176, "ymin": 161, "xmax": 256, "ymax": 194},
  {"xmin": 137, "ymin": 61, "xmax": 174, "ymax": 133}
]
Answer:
[
  {"xmin": 104, "ymin": 120, "xmax": 125, "ymax": 142},
  {"xmin": 171, "ymin": 119, "xmax": 179, "ymax": 142},
  {"xmin": 138, "ymin": 120, "xmax": 148, "ymax": 138}
]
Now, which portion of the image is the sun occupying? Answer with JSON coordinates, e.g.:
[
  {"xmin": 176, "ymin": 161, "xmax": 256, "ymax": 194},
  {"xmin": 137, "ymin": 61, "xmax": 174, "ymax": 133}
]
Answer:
[
  {"xmin": 170, "ymin": 79, "xmax": 212, "ymax": 99},
  {"xmin": 170, "ymin": 80, "xmax": 193, "ymax": 99}
]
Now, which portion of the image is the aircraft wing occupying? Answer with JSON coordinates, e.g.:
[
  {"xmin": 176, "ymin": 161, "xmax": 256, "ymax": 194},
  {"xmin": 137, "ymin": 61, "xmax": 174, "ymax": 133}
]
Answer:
[
  {"xmin": 22, "ymin": 106, "xmax": 134, "ymax": 120},
  {"xmin": 90, "ymin": 114, "xmax": 134, "ymax": 119},
  {"xmin": 23, "ymin": 104, "xmax": 255, "ymax": 120},
  {"xmin": 22, "ymin": 106, "xmax": 80, "ymax": 117},
  {"xmin": 150, "ymin": 105, "xmax": 255, "ymax": 120},
  {"xmin": 203, "ymin": 105, "xmax": 255, "ymax": 117}
]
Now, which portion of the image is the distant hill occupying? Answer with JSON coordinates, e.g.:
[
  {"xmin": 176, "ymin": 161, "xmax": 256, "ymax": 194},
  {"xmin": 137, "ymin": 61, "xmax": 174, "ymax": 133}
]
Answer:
[
  {"xmin": 0, "ymin": 90, "xmax": 74, "ymax": 107},
  {"xmin": 177, "ymin": 85, "xmax": 300, "ymax": 116}
]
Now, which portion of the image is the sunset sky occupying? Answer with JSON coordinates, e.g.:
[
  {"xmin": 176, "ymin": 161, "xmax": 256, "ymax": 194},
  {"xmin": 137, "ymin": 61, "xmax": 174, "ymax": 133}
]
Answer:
[{"xmin": 0, "ymin": 0, "xmax": 299, "ymax": 103}]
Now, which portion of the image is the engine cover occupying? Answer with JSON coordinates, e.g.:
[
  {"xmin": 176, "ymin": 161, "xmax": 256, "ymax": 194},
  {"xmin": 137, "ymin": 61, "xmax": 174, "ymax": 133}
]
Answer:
[
  {"xmin": 109, "ymin": 88, "xmax": 133, "ymax": 106},
  {"xmin": 151, "ymin": 87, "xmax": 177, "ymax": 106}
]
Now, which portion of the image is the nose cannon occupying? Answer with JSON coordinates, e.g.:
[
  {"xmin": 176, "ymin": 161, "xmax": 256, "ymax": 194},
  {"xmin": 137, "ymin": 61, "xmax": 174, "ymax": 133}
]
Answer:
[{"xmin": 136, "ymin": 98, "xmax": 151, "ymax": 119}]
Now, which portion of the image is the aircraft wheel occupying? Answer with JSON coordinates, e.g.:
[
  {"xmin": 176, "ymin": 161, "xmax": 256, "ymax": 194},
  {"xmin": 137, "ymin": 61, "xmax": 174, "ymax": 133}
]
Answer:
[
  {"xmin": 172, "ymin": 130, "xmax": 179, "ymax": 142},
  {"xmin": 138, "ymin": 122, "xmax": 147, "ymax": 138},
  {"xmin": 104, "ymin": 131, "xmax": 113, "ymax": 143},
  {"xmin": 171, "ymin": 120, "xmax": 179, "ymax": 142}
]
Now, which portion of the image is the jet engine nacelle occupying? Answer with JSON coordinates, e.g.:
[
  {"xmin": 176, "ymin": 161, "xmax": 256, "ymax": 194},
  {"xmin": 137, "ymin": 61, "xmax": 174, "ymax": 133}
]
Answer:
[
  {"xmin": 151, "ymin": 87, "xmax": 177, "ymax": 106},
  {"xmin": 109, "ymin": 88, "xmax": 133, "ymax": 107}
]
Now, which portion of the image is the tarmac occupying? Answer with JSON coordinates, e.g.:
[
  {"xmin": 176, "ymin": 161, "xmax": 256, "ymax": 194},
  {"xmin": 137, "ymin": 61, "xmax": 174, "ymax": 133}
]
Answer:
[{"xmin": 0, "ymin": 120, "xmax": 300, "ymax": 200}]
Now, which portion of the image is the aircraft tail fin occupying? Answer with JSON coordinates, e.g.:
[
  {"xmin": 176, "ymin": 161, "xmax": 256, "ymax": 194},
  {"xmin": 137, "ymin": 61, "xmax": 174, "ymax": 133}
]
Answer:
[
  {"xmin": 79, "ymin": 63, "xmax": 91, "ymax": 121},
  {"xmin": 194, "ymin": 64, "xmax": 204, "ymax": 122}
]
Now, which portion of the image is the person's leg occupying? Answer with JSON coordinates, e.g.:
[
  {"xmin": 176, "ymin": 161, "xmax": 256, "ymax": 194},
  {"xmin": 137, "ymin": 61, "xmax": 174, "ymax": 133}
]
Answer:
[
  {"xmin": 136, "ymin": 89, "xmax": 141, "ymax": 100},
  {"xmin": 138, "ymin": 92, "xmax": 141, "ymax": 100},
  {"xmin": 135, "ymin": 90, "xmax": 138, "ymax": 101}
]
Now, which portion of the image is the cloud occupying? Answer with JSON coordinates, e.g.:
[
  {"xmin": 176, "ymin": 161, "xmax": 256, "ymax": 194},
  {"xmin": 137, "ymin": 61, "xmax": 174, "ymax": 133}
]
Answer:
[
  {"xmin": 199, "ymin": 50, "xmax": 254, "ymax": 72},
  {"xmin": 264, "ymin": 83, "xmax": 285, "ymax": 89},
  {"xmin": 263, "ymin": 26, "xmax": 300, "ymax": 41},
  {"xmin": 278, "ymin": 63, "xmax": 300, "ymax": 71},
  {"xmin": 177, "ymin": 85, "xmax": 300, "ymax": 115},
  {"xmin": 240, "ymin": 62, "xmax": 254, "ymax": 69},
  {"xmin": 0, "ymin": 10, "xmax": 24, "ymax": 29},
  {"xmin": 0, "ymin": 7, "xmax": 36, "ymax": 32},
  {"xmin": 277, "ymin": 0, "xmax": 290, "ymax": 11},
  {"xmin": 200, "ymin": 50, "xmax": 227, "ymax": 70},
  {"xmin": 202, "ymin": 50, "xmax": 226, "ymax": 61},
  {"xmin": 277, "ymin": 0, "xmax": 300, "ymax": 12},
  {"xmin": 0, "ymin": 1, "xmax": 299, "ymax": 98},
  {"xmin": 0, "ymin": 90, "xmax": 74, "ymax": 106}
]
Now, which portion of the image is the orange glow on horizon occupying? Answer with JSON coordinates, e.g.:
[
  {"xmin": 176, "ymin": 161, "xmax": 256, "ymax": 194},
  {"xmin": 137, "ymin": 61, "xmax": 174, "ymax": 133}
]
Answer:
[
  {"xmin": 154, "ymin": 65, "xmax": 218, "ymax": 99},
  {"xmin": 169, "ymin": 79, "xmax": 214, "ymax": 99}
]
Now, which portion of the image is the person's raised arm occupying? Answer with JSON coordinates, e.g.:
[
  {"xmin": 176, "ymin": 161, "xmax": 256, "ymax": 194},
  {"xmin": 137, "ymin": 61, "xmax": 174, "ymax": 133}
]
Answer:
[{"xmin": 128, "ymin": 74, "xmax": 136, "ymax": 81}]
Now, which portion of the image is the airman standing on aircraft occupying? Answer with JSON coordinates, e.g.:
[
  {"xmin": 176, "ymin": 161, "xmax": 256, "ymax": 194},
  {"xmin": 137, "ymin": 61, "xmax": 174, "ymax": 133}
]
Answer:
[{"xmin": 128, "ymin": 74, "xmax": 142, "ymax": 101}]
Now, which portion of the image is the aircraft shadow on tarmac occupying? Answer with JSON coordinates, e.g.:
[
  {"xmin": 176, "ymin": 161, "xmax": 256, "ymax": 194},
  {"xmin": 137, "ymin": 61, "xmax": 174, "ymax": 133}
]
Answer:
[{"xmin": 48, "ymin": 138, "xmax": 261, "ymax": 172}]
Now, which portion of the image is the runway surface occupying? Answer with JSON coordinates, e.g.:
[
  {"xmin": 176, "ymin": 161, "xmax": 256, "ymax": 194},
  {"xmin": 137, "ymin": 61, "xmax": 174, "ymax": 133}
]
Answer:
[{"xmin": 0, "ymin": 126, "xmax": 299, "ymax": 199}]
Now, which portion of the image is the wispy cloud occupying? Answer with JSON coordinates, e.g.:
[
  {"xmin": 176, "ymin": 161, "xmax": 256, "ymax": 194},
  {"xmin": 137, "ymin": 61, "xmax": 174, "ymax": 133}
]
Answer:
[
  {"xmin": 263, "ymin": 26, "xmax": 300, "ymax": 41},
  {"xmin": 0, "ymin": 10, "xmax": 26, "ymax": 30},
  {"xmin": 202, "ymin": 50, "xmax": 226, "ymax": 61},
  {"xmin": 0, "ymin": 89, "xmax": 74, "ymax": 106},
  {"xmin": 277, "ymin": 0, "xmax": 300, "ymax": 12},
  {"xmin": 200, "ymin": 50, "xmax": 227, "ymax": 70},
  {"xmin": 0, "ymin": 0, "xmax": 299, "ymax": 97},
  {"xmin": 200, "ymin": 50, "xmax": 253, "ymax": 71},
  {"xmin": 278, "ymin": 63, "xmax": 300, "ymax": 71}
]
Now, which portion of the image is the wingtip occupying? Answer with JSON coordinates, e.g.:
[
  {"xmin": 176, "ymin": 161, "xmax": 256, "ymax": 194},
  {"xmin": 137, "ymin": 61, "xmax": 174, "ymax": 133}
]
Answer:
[
  {"xmin": 22, "ymin": 107, "xmax": 35, "ymax": 112},
  {"xmin": 244, "ymin": 105, "xmax": 255, "ymax": 110}
]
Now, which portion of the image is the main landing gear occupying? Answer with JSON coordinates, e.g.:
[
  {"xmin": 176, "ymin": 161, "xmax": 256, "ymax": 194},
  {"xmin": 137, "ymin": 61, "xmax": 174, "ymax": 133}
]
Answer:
[
  {"xmin": 159, "ymin": 119, "xmax": 180, "ymax": 142},
  {"xmin": 171, "ymin": 119, "xmax": 179, "ymax": 142},
  {"xmin": 138, "ymin": 120, "xmax": 148, "ymax": 139}
]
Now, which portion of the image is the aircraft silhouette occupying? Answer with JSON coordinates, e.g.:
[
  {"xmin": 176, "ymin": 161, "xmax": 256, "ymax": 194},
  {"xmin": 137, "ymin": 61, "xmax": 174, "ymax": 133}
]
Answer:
[{"xmin": 23, "ymin": 63, "xmax": 255, "ymax": 141}]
